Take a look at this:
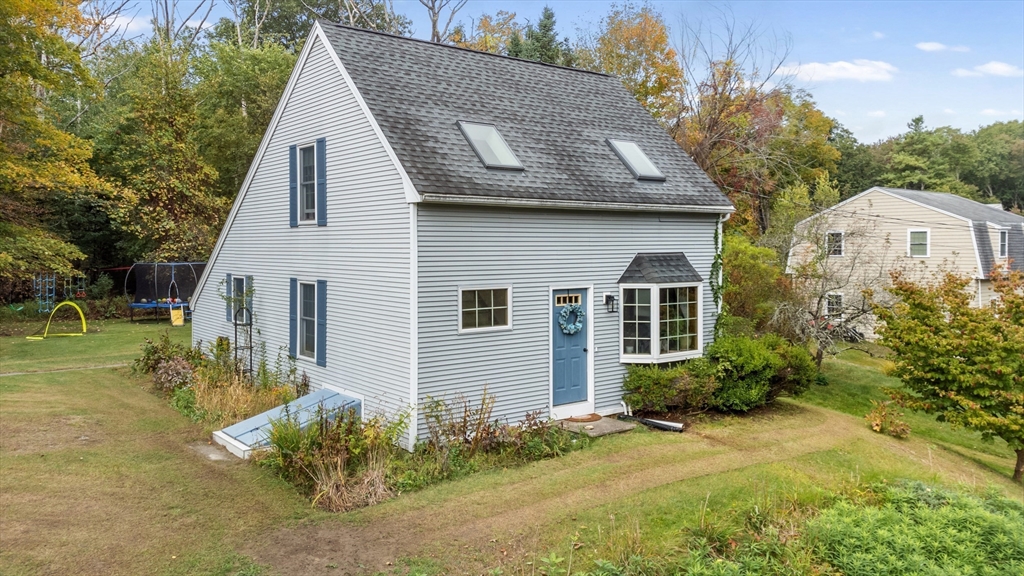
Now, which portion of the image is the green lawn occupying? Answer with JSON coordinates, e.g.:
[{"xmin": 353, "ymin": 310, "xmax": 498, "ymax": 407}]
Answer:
[
  {"xmin": 0, "ymin": 321, "xmax": 313, "ymax": 576},
  {"xmin": 801, "ymin": 348, "xmax": 1015, "ymax": 477},
  {"xmin": 0, "ymin": 319, "xmax": 190, "ymax": 374},
  {"xmin": 1, "ymin": 323, "xmax": 1020, "ymax": 576}
]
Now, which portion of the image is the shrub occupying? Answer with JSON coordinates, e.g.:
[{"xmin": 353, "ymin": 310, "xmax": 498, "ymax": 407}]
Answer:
[
  {"xmin": 133, "ymin": 331, "xmax": 201, "ymax": 375},
  {"xmin": 86, "ymin": 273, "xmax": 114, "ymax": 299},
  {"xmin": 865, "ymin": 400, "xmax": 910, "ymax": 439},
  {"xmin": 706, "ymin": 336, "xmax": 782, "ymax": 412},
  {"xmin": 761, "ymin": 334, "xmax": 816, "ymax": 400},
  {"xmin": 153, "ymin": 357, "xmax": 195, "ymax": 393},
  {"xmin": 622, "ymin": 360, "xmax": 717, "ymax": 413},
  {"xmin": 807, "ymin": 481, "xmax": 1024, "ymax": 575}
]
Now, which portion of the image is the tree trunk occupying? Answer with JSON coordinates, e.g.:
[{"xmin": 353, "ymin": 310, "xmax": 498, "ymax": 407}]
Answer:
[{"xmin": 1014, "ymin": 449, "xmax": 1024, "ymax": 483}]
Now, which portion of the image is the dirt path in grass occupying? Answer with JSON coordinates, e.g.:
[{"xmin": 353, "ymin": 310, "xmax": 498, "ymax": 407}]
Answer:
[{"xmin": 249, "ymin": 405, "xmax": 897, "ymax": 575}]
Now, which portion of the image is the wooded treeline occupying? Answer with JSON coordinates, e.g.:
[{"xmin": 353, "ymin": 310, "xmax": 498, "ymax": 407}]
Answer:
[{"xmin": 2, "ymin": 0, "xmax": 1022, "ymax": 292}]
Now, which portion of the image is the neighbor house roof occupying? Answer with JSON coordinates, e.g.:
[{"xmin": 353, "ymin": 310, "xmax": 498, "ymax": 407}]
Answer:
[
  {"xmin": 879, "ymin": 187, "xmax": 1024, "ymax": 275},
  {"xmin": 319, "ymin": 22, "xmax": 733, "ymax": 212},
  {"xmin": 617, "ymin": 253, "xmax": 704, "ymax": 284}
]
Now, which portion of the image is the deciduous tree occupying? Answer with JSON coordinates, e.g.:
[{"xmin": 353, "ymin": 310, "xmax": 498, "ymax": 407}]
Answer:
[{"xmin": 875, "ymin": 267, "xmax": 1024, "ymax": 482}]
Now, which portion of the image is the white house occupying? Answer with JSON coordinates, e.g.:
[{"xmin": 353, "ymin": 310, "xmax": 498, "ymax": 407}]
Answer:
[{"xmin": 191, "ymin": 21, "xmax": 734, "ymax": 449}]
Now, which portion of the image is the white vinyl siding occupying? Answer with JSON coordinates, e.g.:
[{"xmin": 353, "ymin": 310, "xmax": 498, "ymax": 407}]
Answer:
[
  {"xmin": 192, "ymin": 33, "xmax": 410, "ymax": 420},
  {"xmin": 417, "ymin": 205, "xmax": 720, "ymax": 427}
]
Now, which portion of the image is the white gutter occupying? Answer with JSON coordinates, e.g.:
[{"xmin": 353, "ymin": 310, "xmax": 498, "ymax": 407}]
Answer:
[{"xmin": 419, "ymin": 193, "xmax": 735, "ymax": 214}]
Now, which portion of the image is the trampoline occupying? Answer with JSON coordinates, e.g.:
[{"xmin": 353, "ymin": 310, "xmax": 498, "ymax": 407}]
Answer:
[{"xmin": 125, "ymin": 262, "xmax": 206, "ymax": 321}]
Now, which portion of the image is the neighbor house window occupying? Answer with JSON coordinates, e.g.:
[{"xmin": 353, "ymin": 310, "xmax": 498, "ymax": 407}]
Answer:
[
  {"xmin": 459, "ymin": 287, "xmax": 511, "ymax": 332},
  {"xmin": 457, "ymin": 122, "xmax": 523, "ymax": 170},
  {"xmin": 620, "ymin": 284, "xmax": 702, "ymax": 362},
  {"xmin": 826, "ymin": 231, "xmax": 845, "ymax": 256},
  {"xmin": 299, "ymin": 282, "xmax": 316, "ymax": 358},
  {"xmin": 999, "ymin": 230, "xmax": 1008, "ymax": 258},
  {"xmin": 299, "ymin": 144, "xmax": 316, "ymax": 221},
  {"xmin": 607, "ymin": 139, "xmax": 666, "ymax": 181},
  {"xmin": 826, "ymin": 293, "xmax": 843, "ymax": 319},
  {"xmin": 908, "ymin": 229, "xmax": 930, "ymax": 257}
]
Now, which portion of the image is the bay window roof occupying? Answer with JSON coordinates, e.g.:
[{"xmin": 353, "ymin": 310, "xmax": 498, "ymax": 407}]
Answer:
[{"xmin": 617, "ymin": 252, "xmax": 703, "ymax": 284}]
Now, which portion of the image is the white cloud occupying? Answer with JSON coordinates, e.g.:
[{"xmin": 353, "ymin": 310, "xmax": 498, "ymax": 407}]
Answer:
[
  {"xmin": 872, "ymin": 31, "xmax": 885, "ymax": 39},
  {"xmin": 952, "ymin": 68, "xmax": 984, "ymax": 77},
  {"xmin": 975, "ymin": 61, "xmax": 1024, "ymax": 77},
  {"xmin": 779, "ymin": 59, "xmax": 898, "ymax": 82},
  {"xmin": 916, "ymin": 41, "xmax": 970, "ymax": 52},
  {"xmin": 943, "ymin": 108, "xmax": 955, "ymax": 114},
  {"xmin": 980, "ymin": 109, "xmax": 1024, "ymax": 116},
  {"xmin": 108, "ymin": 13, "xmax": 148, "ymax": 34},
  {"xmin": 953, "ymin": 61, "xmax": 1024, "ymax": 78},
  {"xmin": 867, "ymin": 110, "xmax": 886, "ymax": 118}
]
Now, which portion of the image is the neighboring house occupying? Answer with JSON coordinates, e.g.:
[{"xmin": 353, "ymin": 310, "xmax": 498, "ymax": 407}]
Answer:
[
  {"xmin": 787, "ymin": 186, "xmax": 1024, "ymax": 337},
  {"xmin": 190, "ymin": 21, "xmax": 734, "ymax": 448}
]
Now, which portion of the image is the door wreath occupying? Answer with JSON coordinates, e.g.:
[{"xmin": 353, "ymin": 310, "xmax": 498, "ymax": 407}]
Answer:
[{"xmin": 558, "ymin": 303, "xmax": 585, "ymax": 335}]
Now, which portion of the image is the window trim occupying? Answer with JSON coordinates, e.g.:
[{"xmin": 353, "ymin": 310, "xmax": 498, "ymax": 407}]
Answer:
[
  {"xmin": 296, "ymin": 141, "xmax": 317, "ymax": 224},
  {"xmin": 825, "ymin": 292, "xmax": 844, "ymax": 320},
  {"xmin": 456, "ymin": 121, "xmax": 524, "ymax": 171},
  {"xmin": 457, "ymin": 285, "xmax": 513, "ymax": 334},
  {"xmin": 297, "ymin": 280, "xmax": 317, "ymax": 359},
  {"xmin": 826, "ymin": 230, "xmax": 845, "ymax": 257},
  {"xmin": 907, "ymin": 228, "xmax": 930, "ymax": 258},
  {"xmin": 230, "ymin": 273, "xmax": 251, "ymax": 324},
  {"xmin": 999, "ymin": 229, "xmax": 1008, "ymax": 258},
  {"xmin": 619, "ymin": 282, "xmax": 703, "ymax": 364}
]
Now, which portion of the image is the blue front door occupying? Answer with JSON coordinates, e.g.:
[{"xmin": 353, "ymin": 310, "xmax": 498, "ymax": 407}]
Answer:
[{"xmin": 552, "ymin": 289, "xmax": 588, "ymax": 406}]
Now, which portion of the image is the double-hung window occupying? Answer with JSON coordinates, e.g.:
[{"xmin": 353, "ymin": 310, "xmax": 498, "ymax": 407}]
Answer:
[
  {"xmin": 999, "ymin": 230, "xmax": 1008, "ymax": 258},
  {"xmin": 289, "ymin": 278, "xmax": 326, "ymax": 366},
  {"xmin": 459, "ymin": 287, "xmax": 511, "ymax": 332},
  {"xmin": 299, "ymin": 145, "xmax": 316, "ymax": 222},
  {"xmin": 908, "ymin": 229, "xmax": 929, "ymax": 257},
  {"xmin": 224, "ymin": 274, "xmax": 252, "ymax": 324},
  {"xmin": 289, "ymin": 138, "xmax": 326, "ymax": 227},
  {"xmin": 299, "ymin": 282, "xmax": 316, "ymax": 358},
  {"xmin": 826, "ymin": 231, "xmax": 844, "ymax": 257},
  {"xmin": 826, "ymin": 293, "xmax": 843, "ymax": 320},
  {"xmin": 620, "ymin": 283, "xmax": 702, "ymax": 363}
]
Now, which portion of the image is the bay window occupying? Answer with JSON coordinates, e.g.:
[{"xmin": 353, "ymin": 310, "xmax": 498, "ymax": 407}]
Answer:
[{"xmin": 620, "ymin": 283, "xmax": 702, "ymax": 363}]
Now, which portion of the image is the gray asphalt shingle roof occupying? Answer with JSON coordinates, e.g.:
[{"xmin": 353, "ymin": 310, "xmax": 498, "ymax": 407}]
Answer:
[
  {"xmin": 880, "ymin": 187, "xmax": 1024, "ymax": 275},
  {"xmin": 319, "ymin": 23, "xmax": 732, "ymax": 210},
  {"xmin": 617, "ymin": 253, "xmax": 704, "ymax": 284}
]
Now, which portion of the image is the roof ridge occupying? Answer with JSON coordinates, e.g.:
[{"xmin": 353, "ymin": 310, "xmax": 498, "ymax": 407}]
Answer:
[{"xmin": 318, "ymin": 20, "xmax": 612, "ymax": 78}]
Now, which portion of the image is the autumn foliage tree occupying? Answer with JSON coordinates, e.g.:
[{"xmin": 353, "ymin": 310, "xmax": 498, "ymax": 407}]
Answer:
[
  {"xmin": 0, "ymin": 0, "xmax": 116, "ymax": 281},
  {"xmin": 875, "ymin": 267, "xmax": 1024, "ymax": 482},
  {"xmin": 577, "ymin": 3, "xmax": 683, "ymax": 121}
]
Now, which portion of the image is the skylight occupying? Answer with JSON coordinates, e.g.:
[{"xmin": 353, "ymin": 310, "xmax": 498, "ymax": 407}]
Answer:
[
  {"xmin": 607, "ymin": 139, "xmax": 665, "ymax": 181},
  {"xmin": 457, "ymin": 121, "xmax": 524, "ymax": 170}
]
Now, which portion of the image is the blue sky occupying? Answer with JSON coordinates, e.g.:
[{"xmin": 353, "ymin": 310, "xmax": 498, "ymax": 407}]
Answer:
[{"xmin": 129, "ymin": 1, "xmax": 1024, "ymax": 143}]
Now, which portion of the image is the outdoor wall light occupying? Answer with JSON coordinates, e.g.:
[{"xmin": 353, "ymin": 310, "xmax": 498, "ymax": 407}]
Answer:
[{"xmin": 604, "ymin": 293, "xmax": 618, "ymax": 313}]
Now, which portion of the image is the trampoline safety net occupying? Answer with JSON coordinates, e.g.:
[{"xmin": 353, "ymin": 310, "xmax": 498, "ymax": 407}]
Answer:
[{"xmin": 126, "ymin": 262, "xmax": 207, "ymax": 304}]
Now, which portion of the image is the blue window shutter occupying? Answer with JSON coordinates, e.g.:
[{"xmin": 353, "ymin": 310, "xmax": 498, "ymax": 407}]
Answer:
[
  {"xmin": 288, "ymin": 278, "xmax": 297, "ymax": 358},
  {"xmin": 316, "ymin": 279, "xmax": 327, "ymax": 367},
  {"xmin": 225, "ymin": 273, "xmax": 232, "ymax": 322},
  {"xmin": 288, "ymin": 145, "xmax": 298, "ymax": 228},
  {"xmin": 245, "ymin": 276, "xmax": 253, "ymax": 319},
  {"xmin": 315, "ymin": 138, "xmax": 327, "ymax": 226}
]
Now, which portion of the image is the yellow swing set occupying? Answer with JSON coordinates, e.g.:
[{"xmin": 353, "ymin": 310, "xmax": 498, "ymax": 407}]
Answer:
[{"xmin": 25, "ymin": 301, "xmax": 87, "ymax": 340}]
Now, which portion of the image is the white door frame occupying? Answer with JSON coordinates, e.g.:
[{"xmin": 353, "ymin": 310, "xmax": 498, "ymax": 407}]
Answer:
[{"xmin": 548, "ymin": 284, "xmax": 596, "ymax": 420}]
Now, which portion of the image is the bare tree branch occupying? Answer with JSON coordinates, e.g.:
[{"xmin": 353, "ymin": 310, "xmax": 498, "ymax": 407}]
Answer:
[{"xmin": 418, "ymin": 0, "xmax": 466, "ymax": 43}]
